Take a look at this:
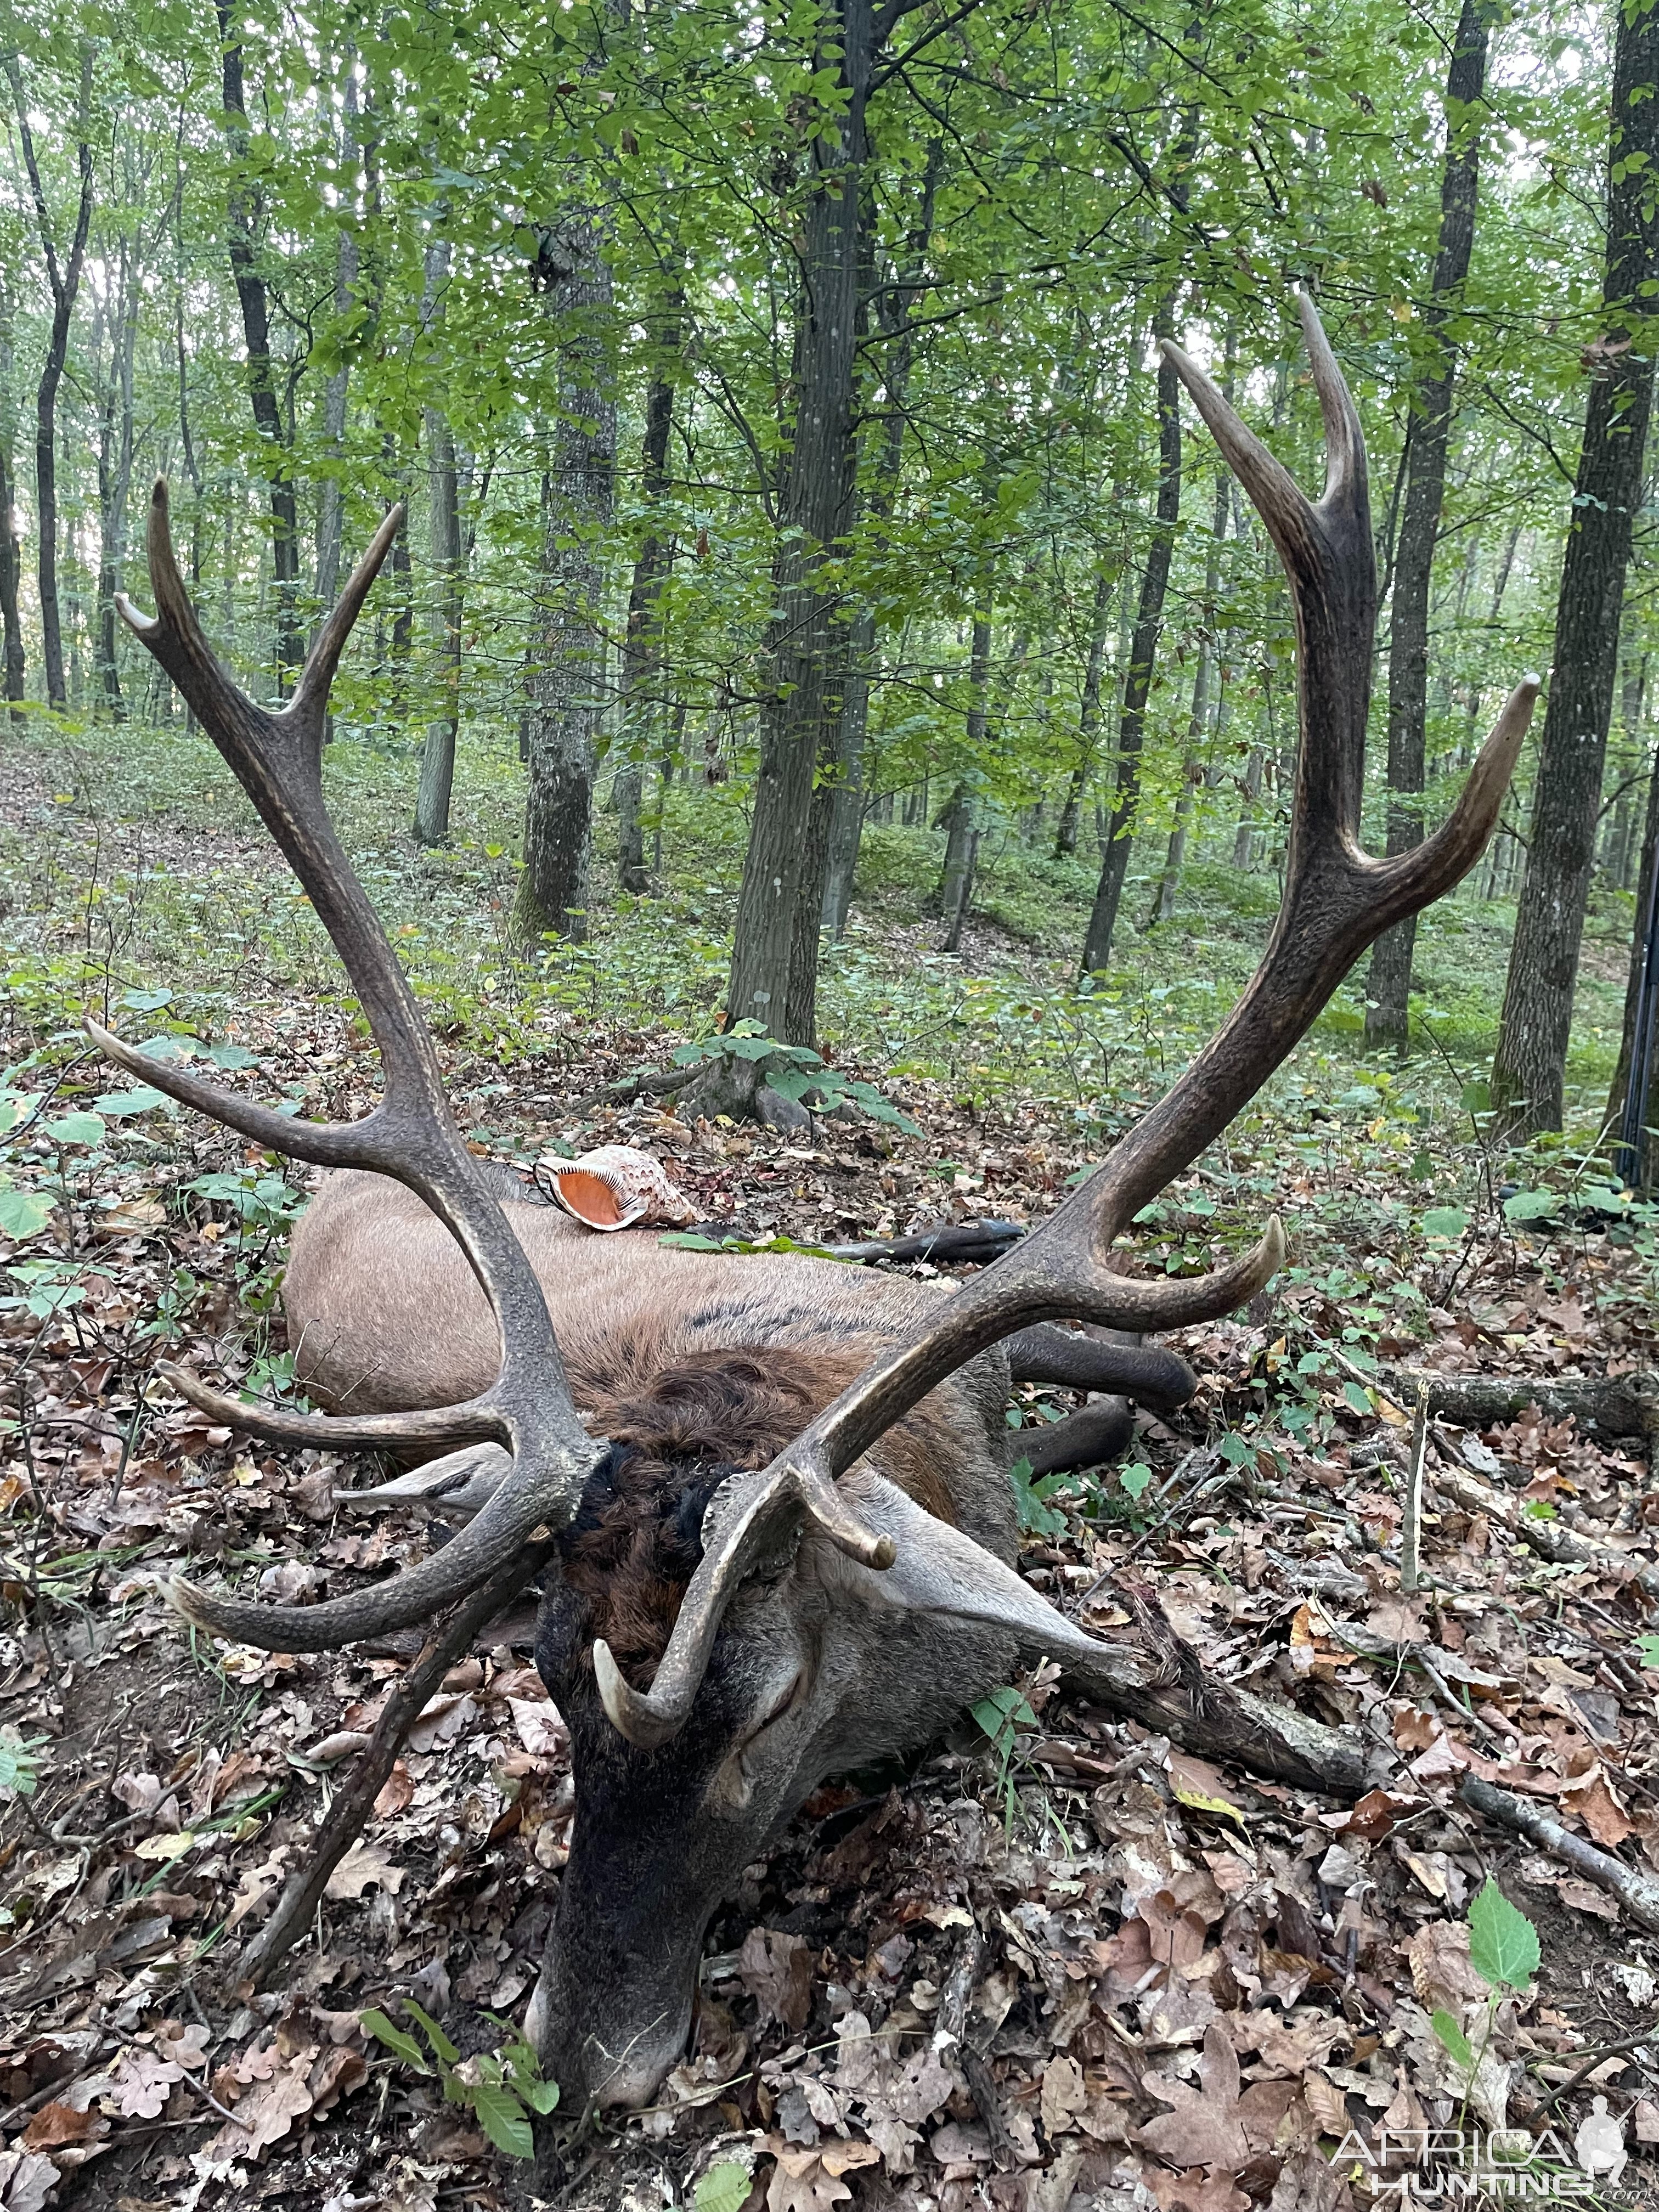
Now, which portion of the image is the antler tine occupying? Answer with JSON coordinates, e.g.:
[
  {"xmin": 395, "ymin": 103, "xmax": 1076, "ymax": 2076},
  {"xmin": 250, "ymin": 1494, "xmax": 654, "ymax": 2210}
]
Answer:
[
  {"xmin": 156, "ymin": 1358, "xmax": 498, "ymax": 1448},
  {"xmin": 594, "ymin": 289, "xmax": 1535, "ymax": 1753},
  {"xmin": 103, "ymin": 481, "xmax": 608, "ymax": 1650},
  {"xmin": 1295, "ymin": 288, "xmax": 1366, "ymax": 516}
]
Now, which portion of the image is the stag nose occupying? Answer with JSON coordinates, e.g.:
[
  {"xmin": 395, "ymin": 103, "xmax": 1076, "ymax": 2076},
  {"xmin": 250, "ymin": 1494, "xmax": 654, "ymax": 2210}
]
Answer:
[{"xmin": 525, "ymin": 1961, "xmax": 693, "ymax": 2111}]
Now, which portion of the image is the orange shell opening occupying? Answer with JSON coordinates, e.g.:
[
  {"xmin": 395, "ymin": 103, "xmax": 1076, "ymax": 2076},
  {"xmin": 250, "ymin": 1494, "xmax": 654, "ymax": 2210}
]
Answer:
[{"xmin": 555, "ymin": 1170, "xmax": 626, "ymax": 1226}]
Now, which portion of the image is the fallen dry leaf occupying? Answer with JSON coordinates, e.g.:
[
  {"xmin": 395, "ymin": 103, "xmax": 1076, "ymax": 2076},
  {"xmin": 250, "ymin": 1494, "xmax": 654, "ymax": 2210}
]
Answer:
[
  {"xmin": 325, "ymin": 1840, "xmax": 405, "ymax": 1901},
  {"xmin": 738, "ymin": 1928, "xmax": 815, "ymax": 2033}
]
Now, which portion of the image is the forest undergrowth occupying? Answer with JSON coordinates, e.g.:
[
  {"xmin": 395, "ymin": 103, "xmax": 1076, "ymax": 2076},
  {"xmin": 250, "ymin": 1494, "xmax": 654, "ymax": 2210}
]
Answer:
[{"xmin": 2, "ymin": 725, "xmax": 1659, "ymax": 2211}]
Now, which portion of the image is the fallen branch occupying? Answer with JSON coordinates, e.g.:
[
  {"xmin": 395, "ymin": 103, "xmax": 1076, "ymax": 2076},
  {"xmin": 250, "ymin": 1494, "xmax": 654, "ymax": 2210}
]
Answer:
[
  {"xmin": 242, "ymin": 1544, "xmax": 552, "ymax": 1988},
  {"xmin": 1381, "ymin": 1368, "xmax": 1659, "ymax": 1443},
  {"xmin": 1073, "ymin": 1576, "xmax": 1379, "ymax": 1797},
  {"xmin": 1459, "ymin": 1773, "xmax": 1659, "ymax": 1934},
  {"xmin": 1431, "ymin": 1458, "xmax": 1659, "ymax": 1602}
]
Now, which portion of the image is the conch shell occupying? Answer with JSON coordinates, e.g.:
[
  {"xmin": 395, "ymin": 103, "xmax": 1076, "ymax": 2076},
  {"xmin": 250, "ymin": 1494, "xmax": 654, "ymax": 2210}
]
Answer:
[{"xmin": 541, "ymin": 1144, "xmax": 699, "ymax": 1233}]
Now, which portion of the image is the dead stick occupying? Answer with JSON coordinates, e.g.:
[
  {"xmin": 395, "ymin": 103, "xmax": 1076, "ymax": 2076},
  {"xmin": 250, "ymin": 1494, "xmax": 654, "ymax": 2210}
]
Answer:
[
  {"xmin": 242, "ymin": 1546, "xmax": 551, "ymax": 1987},
  {"xmin": 1400, "ymin": 1391, "xmax": 1427, "ymax": 1595},
  {"xmin": 1459, "ymin": 1774, "xmax": 1659, "ymax": 1934}
]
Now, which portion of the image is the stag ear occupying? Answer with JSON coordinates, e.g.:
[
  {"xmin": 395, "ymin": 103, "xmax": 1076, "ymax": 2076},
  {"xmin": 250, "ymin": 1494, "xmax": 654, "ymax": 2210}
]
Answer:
[{"xmin": 823, "ymin": 1476, "xmax": 1147, "ymax": 1693}]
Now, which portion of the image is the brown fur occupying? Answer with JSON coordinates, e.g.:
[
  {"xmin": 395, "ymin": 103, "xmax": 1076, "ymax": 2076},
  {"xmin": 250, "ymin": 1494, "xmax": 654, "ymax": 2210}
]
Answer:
[{"xmin": 557, "ymin": 1342, "xmax": 961, "ymax": 1683}]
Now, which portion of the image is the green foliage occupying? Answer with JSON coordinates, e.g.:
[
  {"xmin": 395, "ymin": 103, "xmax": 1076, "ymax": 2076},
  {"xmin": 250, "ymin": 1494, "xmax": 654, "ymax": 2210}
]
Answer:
[
  {"xmin": 1467, "ymin": 1880, "xmax": 1541, "ymax": 1994},
  {"xmin": 695, "ymin": 2163, "xmax": 755, "ymax": 2212},
  {"xmin": 0, "ymin": 1728, "xmax": 47, "ymax": 1801},
  {"xmin": 1009, "ymin": 1455, "xmax": 1069, "ymax": 1539},
  {"xmin": 971, "ymin": 1683, "xmax": 1039, "ymax": 1831},
  {"xmin": 359, "ymin": 2002, "xmax": 558, "ymax": 2157},
  {"xmin": 1430, "ymin": 2007, "xmax": 1475, "ymax": 2072},
  {"xmin": 672, "ymin": 1023, "xmax": 923, "ymax": 1135}
]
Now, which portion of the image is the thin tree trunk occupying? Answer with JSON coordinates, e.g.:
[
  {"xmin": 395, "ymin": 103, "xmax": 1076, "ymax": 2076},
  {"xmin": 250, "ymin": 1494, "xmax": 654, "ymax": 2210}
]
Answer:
[
  {"xmin": 0, "ymin": 285, "xmax": 25, "ymax": 718},
  {"xmin": 414, "ymin": 236, "xmax": 463, "ymax": 846},
  {"xmin": 1609, "ymin": 737, "xmax": 1659, "ymax": 1183},
  {"xmin": 1365, "ymin": 0, "xmax": 1494, "ymax": 1051},
  {"xmin": 1056, "ymin": 570, "xmax": 1114, "ymax": 860},
  {"xmin": 95, "ymin": 236, "xmax": 138, "ymax": 721},
  {"xmin": 1150, "ymin": 355, "xmax": 1234, "ymax": 927},
  {"xmin": 726, "ymin": 0, "xmax": 871, "ymax": 1043},
  {"xmin": 939, "ymin": 611, "xmax": 991, "ymax": 951},
  {"xmin": 314, "ymin": 55, "xmax": 360, "ymax": 622},
  {"xmin": 215, "ymin": 3, "xmax": 302, "ymax": 688},
  {"xmin": 1081, "ymin": 301, "xmax": 1182, "ymax": 977},
  {"xmin": 617, "ymin": 291, "xmax": 682, "ymax": 894},
  {"xmin": 821, "ymin": 139, "xmax": 943, "ymax": 939},
  {"xmin": 1492, "ymin": 0, "xmax": 1659, "ymax": 1134},
  {"xmin": 6, "ymin": 43, "xmax": 93, "ymax": 714},
  {"xmin": 512, "ymin": 204, "xmax": 617, "ymax": 945}
]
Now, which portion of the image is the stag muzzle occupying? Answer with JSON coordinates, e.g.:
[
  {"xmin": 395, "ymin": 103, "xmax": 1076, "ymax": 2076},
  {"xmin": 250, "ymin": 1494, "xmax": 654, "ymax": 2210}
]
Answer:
[{"xmin": 527, "ymin": 1844, "xmax": 707, "ymax": 2109}]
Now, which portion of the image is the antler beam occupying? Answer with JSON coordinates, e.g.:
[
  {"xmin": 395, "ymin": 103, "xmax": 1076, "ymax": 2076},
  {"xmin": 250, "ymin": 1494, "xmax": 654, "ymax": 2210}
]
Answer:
[{"xmin": 100, "ymin": 482, "xmax": 607, "ymax": 1650}]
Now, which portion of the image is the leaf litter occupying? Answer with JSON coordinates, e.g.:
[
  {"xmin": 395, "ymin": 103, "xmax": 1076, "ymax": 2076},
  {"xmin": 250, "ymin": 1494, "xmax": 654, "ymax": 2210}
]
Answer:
[{"xmin": 3, "ymin": 800, "xmax": 1659, "ymax": 2204}]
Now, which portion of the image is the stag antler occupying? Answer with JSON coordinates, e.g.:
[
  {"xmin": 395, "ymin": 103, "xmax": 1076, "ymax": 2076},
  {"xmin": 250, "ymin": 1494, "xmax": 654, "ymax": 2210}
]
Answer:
[
  {"xmin": 99, "ymin": 483, "xmax": 614, "ymax": 1647},
  {"xmin": 594, "ymin": 292, "xmax": 1539, "ymax": 1750}
]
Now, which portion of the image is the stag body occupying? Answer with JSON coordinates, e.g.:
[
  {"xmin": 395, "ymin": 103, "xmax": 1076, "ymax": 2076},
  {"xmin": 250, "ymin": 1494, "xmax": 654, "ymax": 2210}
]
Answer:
[{"xmin": 287, "ymin": 1169, "xmax": 1043, "ymax": 2104}]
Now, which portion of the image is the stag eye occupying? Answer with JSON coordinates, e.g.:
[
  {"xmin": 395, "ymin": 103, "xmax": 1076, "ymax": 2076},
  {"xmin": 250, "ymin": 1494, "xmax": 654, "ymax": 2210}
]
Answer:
[{"xmin": 746, "ymin": 1671, "xmax": 804, "ymax": 1746}]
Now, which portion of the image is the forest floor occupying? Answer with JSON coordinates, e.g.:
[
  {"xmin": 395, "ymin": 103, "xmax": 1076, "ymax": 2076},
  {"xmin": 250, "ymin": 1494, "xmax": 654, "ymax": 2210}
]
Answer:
[{"xmin": 2, "ymin": 722, "xmax": 1658, "ymax": 2212}]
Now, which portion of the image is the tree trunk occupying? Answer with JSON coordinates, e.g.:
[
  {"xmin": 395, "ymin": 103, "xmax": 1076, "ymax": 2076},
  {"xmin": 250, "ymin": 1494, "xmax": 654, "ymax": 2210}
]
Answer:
[
  {"xmin": 1365, "ymin": 0, "xmax": 1494, "ymax": 1051},
  {"xmin": 94, "ymin": 236, "xmax": 138, "ymax": 721},
  {"xmin": 1149, "ymin": 387, "xmax": 1234, "ymax": 927},
  {"xmin": 1492, "ymin": 0, "xmax": 1659, "ymax": 1134},
  {"xmin": 1609, "ymin": 729, "xmax": 1659, "ymax": 1183},
  {"xmin": 939, "ymin": 610, "xmax": 991, "ymax": 952},
  {"xmin": 726, "ymin": 0, "xmax": 871, "ymax": 1043},
  {"xmin": 512, "ymin": 204, "xmax": 617, "ymax": 946},
  {"xmin": 215, "ymin": 5, "xmax": 302, "ymax": 689},
  {"xmin": 821, "ymin": 141, "xmax": 943, "ymax": 941},
  {"xmin": 314, "ymin": 55, "xmax": 359, "ymax": 625},
  {"xmin": 414, "ymin": 237, "xmax": 464, "ymax": 847},
  {"xmin": 6, "ymin": 43, "xmax": 93, "ymax": 715},
  {"xmin": 1081, "ymin": 309, "xmax": 1182, "ymax": 977},
  {"xmin": 0, "ymin": 286, "xmax": 26, "ymax": 719},
  {"xmin": 616, "ymin": 292, "xmax": 682, "ymax": 895}
]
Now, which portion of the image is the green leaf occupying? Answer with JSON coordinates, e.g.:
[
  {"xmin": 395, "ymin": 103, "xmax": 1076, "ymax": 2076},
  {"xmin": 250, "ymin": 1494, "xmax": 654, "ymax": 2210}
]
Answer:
[
  {"xmin": 1431, "ymin": 2007, "xmax": 1475, "ymax": 2070},
  {"xmin": 1635, "ymin": 1634, "xmax": 1659, "ymax": 1670},
  {"xmin": 0, "ymin": 1189, "xmax": 53, "ymax": 1239},
  {"xmin": 1119, "ymin": 1463, "xmax": 1153, "ymax": 1500},
  {"xmin": 0, "ymin": 1731, "xmax": 44, "ymax": 1799},
  {"xmin": 467, "ymin": 2079, "xmax": 534, "ymax": 2159},
  {"xmin": 46, "ymin": 1111, "xmax": 106, "ymax": 1147},
  {"xmin": 1342, "ymin": 1381, "xmax": 1373, "ymax": 1415},
  {"xmin": 1503, "ymin": 1189, "xmax": 1559, "ymax": 1223},
  {"xmin": 402, "ymin": 1999, "xmax": 460, "ymax": 2066},
  {"xmin": 92, "ymin": 1086, "xmax": 171, "ymax": 1118},
  {"xmin": 696, "ymin": 2162, "xmax": 755, "ymax": 2212},
  {"xmin": 1421, "ymin": 1207, "xmax": 1469, "ymax": 1239},
  {"xmin": 359, "ymin": 2010, "xmax": 431, "ymax": 2073},
  {"xmin": 205, "ymin": 1042, "xmax": 260, "ymax": 1070},
  {"xmin": 1010, "ymin": 1457, "xmax": 1066, "ymax": 1538},
  {"xmin": 121, "ymin": 986, "xmax": 174, "ymax": 1011},
  {"xmin": 1468, "ymin": 1878, "xmax": 1539, "ymax": 1992}
]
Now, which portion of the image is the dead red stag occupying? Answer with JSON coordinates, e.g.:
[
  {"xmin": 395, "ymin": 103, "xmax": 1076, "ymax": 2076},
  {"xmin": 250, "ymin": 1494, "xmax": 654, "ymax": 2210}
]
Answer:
[{"xmin": 96, "ymin": 295, "xmax": 1536, "ymax": 2111}]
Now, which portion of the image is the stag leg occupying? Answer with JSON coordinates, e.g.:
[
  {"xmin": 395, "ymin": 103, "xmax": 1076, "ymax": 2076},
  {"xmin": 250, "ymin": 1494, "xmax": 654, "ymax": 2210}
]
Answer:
[
  {"xmin": 1001, "ymin": 1323, "xmax": 1194, "ymax": 1410},
  {"xmin": 1017, "ymin": 1397, "xmax": 1135, "ymax": 1477}
]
